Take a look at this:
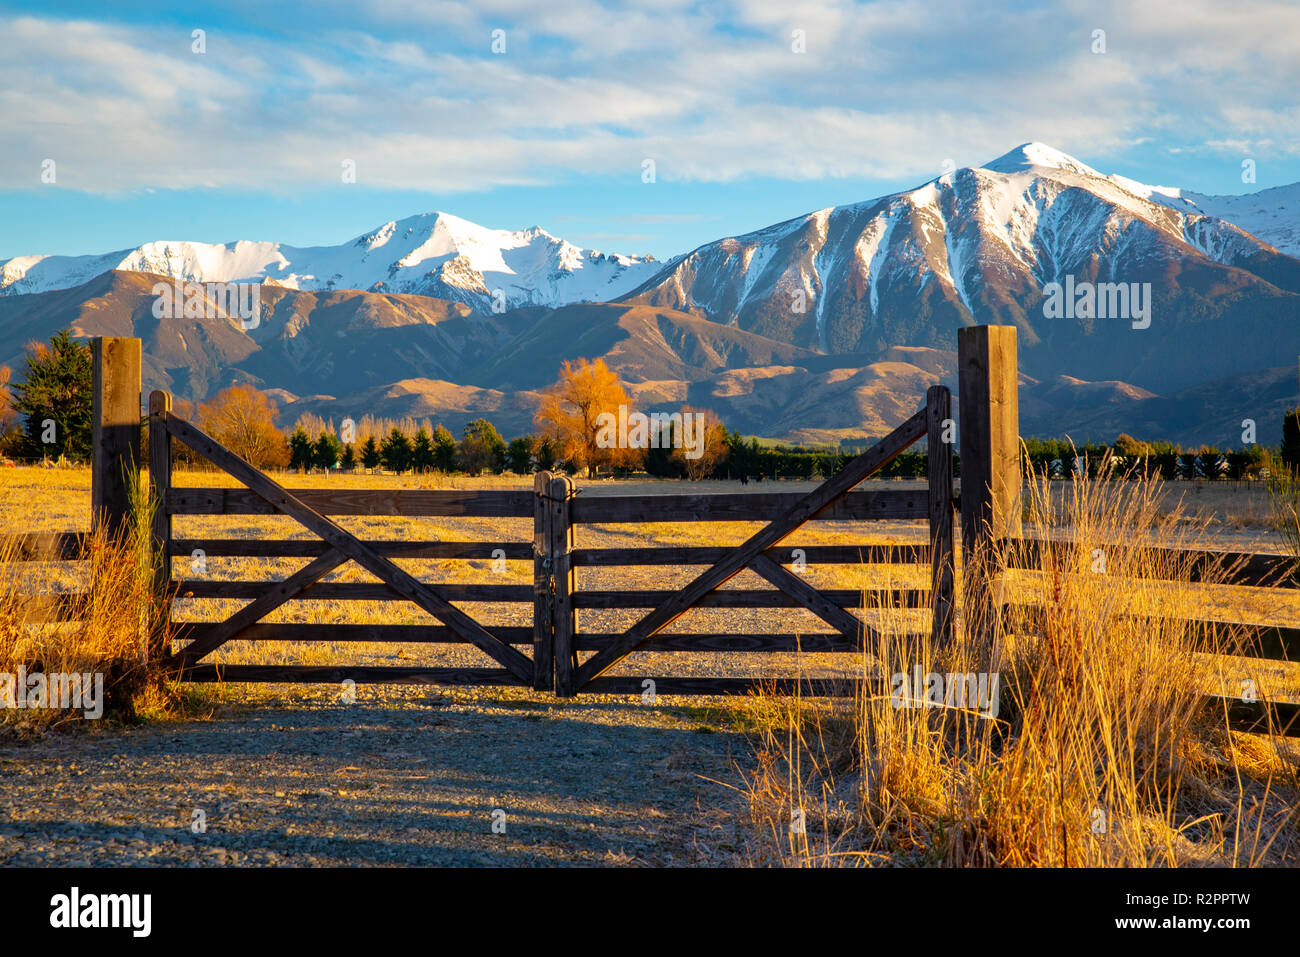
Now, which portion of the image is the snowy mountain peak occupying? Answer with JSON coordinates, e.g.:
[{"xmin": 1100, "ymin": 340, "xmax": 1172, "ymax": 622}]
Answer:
[
  {"xmin": 984, "ymin": 142, "xmax": 1102, "ymax": 178},
  {"xmin": 0, "ymin": 211, "xmax": 660, "ymax": 312}
]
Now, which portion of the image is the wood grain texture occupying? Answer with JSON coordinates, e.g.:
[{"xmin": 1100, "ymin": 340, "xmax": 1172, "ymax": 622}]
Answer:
[{"xmin": 927, "ymin": 385, "xmax": 955, "ymax": 651}]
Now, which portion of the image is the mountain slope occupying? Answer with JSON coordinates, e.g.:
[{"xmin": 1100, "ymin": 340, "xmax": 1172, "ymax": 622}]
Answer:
[
  {"xmin": 0, "ymin": 211, "xmax": 659, "ymax": 314},
  {"xmin": 470, "ymin": 302, "xmax": 821, "ymax": 390},
  {"xmin": 0, "ymin": 270, "xmax": 518, "ymax": 400},
  {"xmin": 621, "ymin": 143, "xmax": 1300, "ymax": 394}
]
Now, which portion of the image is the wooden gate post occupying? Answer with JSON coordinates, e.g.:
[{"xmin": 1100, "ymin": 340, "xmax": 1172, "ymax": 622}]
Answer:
[
  {"xmin": 926, "ymin": 385, "xmax": 955, "ymax": 651},
  {"xmin": 957, "ymin": 325, "xmax": 1021, "ymax": 665},
  {"xmin": 532, "ymin": 470, "xmax": 554, "ymax": 690},
  {"xmin": 91, "ymin": 337, "xmax": 142, "ymax": 540},
  {"xmin": 547, "ymin": 475, "xmax": 577, "ymax": 696},
  {"xmin": 149, "ymin": 390, "xmax": 174, "ymax": 661}
]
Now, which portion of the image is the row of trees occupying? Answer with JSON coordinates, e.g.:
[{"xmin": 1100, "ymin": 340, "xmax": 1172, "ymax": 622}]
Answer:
[{"xmin": 0, "ymin": 329, "xmax": 1289, "ymax": 483}]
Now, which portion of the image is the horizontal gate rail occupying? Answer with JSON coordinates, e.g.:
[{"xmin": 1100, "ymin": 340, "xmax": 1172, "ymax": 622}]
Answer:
[
  {"xmin": 571, "ymin": 544, "xmax": 931, "ymax": 566},
  {"xmin": 174, "ymin": 581, "xmax": 534, "ymax": 601},
  {"xmin": 181, "ymin": 665, "xmax": 527, "ymax": 686},
  {"xmin": 174, "ymin": 623, "xmax": 536, "ymax": 644},
  {"xmin": 170, "ymin": 539, "xmax": 533, "ymax": 559},
  {"xmin": 167, "ymin": 487, "xmax": 532, "ymax": 517},
  {"xmin": 570, "ymin": 488, "xmax": 927, "ymax": 523},
  {"xmin": 575, "ymin": 588, "xmax": 927, "ymax": 609}
]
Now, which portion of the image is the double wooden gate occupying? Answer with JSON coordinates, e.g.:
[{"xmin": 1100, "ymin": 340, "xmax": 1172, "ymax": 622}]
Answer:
[{"xmin": 151, "ymin": 386, "xmax": 956, "ymax": 697}]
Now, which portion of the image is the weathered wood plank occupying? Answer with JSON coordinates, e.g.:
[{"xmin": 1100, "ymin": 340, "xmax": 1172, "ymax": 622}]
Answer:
[
  {"xmin": 584, "ymin": 676, "xmax": 871, "ymax": 697},
  {"xmin": 958, "ymin": 325, "xmax": 1019, "ymax": 667},
  {"xmin": 169, "ymin": 539, "xmax": 532, "ymax": 559},
  {"xmin": 163, "ymin": 413, "xmax": 533, "ymax": 681},
  {"xmin": 1005, "ymin": 537, "xmax": 1299, "ymax": 589},
  {"xmin": 572, "ymin": 406, "xmax": 929, "ymax": 689},
  {"xmin": 179, "ymin": 665, "xmax": 526, "ymax": 686},
  {"xmin": 173, "ymin": 623, "xmax": 535, "ymax": 644},
  {"xmin": 532, "ymin": 471, "xmax": 554, "ymax": 691},
  {"xmin": 549, "ymin": 475, "xmax": 577, "ymax": 697},
  {"xmin": 166, "ymin": 487, "xmax": 534, "ymax": 517},
  {"xmin": 91, "ymin": 337, "xmax": 142, "ymax": 539},
  {"xmin": 572, "ymin": 632, "xmax": 932, "ymax": 652},
  {"xmin": 170, "ymin": 549, "xmax": 348, "ymax": 666},
  {"xmin": 1003, "ymin": 601, "xmax": 1300, "ymax": 662},
  {"xmin": 570, "ymin": 488, "xmax": 927, "ymax": 524},
  {"xmin": 148, "ymin": 390, "xmax": 174, "ymax": 661},
  {"xmin": 174, "ymin": 581, "xmax": 534, "ymax": 601},
  {"xmin": 927, "ymin": 385, "xmax": 955, "ymax": 651},
  {"xmin": 0, "ymin": 532, "xmax": 87, "ymax": 561},
  {"xmin": 572, "ymin": 588, "xmax": 928, "ymax": 609},
  {"xmin": 571, "ymin": 544, "xmax": 930, "ymax": 566},
  {"xmin": 1210, "ymin": 694, "xmax": 1300, "ymax": 737}
]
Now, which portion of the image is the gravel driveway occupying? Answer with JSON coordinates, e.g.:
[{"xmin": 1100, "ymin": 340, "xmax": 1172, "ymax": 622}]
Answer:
[{"xmin": 0, "ymin": 685, "xmax": 757, "ymax": 867}]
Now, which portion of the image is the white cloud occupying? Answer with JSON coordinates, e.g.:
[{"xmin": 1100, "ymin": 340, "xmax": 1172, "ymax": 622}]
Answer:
[{"xmin": 1, "ymin": 1, "xmax": 1296, "ymax": 194}]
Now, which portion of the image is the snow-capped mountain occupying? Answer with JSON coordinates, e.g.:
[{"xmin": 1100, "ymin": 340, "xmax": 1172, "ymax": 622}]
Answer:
[
  {"xmin": 621, "ymin": 142, "xmax": 1300, "ymax": 393},
  {"xmin": 0, "ymin": 211, "xmax": 659, "ymax": 313},
  {"xmin": 1107, "ymin": 175, "xmax": 1300, "ymax": 258}
]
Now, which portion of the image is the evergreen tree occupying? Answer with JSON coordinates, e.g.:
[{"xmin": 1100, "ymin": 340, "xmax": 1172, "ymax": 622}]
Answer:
[
  {"xmin": 313, "ymin": 430, "xmax": 344, "ymax": 471},
  {"xmin": 380, "ymin": 427, "xmax": 413, "ymax": 472},
  {"xmin": 411, "ymin": 426, "xmax": 435, "ymax": 472},
  {"xmin": 534, "ymin": 434, "xmax": 557, "ymax": 471},
  {"xmin": 506, "ymin": 435, "xmax": 533, "ymax": 474},
  {"xmin": 340, "ymin": 443, "xmax": 356, "ymax": 471},
  {"xmin": 288, "ymin": 425, "xmax": 314, "ymax": 471},
  {"xmin": 1283, "ymin": 408, "xmax": 1300, "ymax": 469},
  {"xmin": 432, "ymin": 424, "xmax": 457, "ymax": 472},
  {"xmin": 11, "ymin": 329, "xmax": 94, "ymax": 461},
  {"xmin": 360, "ymin": 435, "xmax": 381, "ymax": 470}
]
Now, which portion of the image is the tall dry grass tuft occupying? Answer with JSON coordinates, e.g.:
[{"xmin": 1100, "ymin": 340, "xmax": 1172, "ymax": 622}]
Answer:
[
  {"xmin": 0, "ymin": 476, "xmax": 186, "ymax": 735},
  {"xmin": 748, "ymin": 454, "xmax": 1300, "ymax": 866}
]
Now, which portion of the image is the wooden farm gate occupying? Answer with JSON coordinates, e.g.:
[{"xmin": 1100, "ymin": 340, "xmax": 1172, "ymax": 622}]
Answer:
[
  {"xmin": 144, "ymin": 383, "xmax": 955, "ymax": 694},
  {"xmin": 541, "ymin": 385, "xmax": 955, "ymax": 696}
]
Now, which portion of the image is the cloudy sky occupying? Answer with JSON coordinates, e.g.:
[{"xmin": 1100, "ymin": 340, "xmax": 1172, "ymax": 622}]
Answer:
[{"xmin": 2, "ymin": 0, "xmax": 1298, "ymax": 260}]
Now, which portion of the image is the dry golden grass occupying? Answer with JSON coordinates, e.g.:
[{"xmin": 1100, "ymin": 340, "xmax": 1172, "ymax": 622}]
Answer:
[
  {"xmin": 0, "ymin": 478, "xmax": 187, "ymax": 734},
  {"xmin": 746, "ymin": 465, "xmax": 1300, "ymax": 867}
]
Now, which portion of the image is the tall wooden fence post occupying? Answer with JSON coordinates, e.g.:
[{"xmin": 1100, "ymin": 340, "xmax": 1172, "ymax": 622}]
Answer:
[
  {"xmin": 149, "ymin": 390, "xmax": 174, "ymax": 661},
  {"xmin": 91, "ymin": 337, "xmax": 142, "ymax": 540},
  {"xmin": 547, "ymin": 475, "xmax": 577, "ymax": 697},
  {"xmin": 532, "ymin": 470, "xmax": 555, "ymax": 691},
  {"xmin": 957, "ymin": 325, "xmax": 1021, "ymax": 666},
  {"xmin": 926, "ymin": 385, "xmax": 955, "ymax": 651}
]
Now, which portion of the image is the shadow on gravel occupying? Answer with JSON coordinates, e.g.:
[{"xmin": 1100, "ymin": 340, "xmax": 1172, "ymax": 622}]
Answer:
[{"xmin": 0, "ymin": 694, "xmax": 757, "ymax": 866}]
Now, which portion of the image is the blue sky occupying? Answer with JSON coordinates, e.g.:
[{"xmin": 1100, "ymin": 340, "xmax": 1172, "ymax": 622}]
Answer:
[{"xmin": 2, "ymin": 0, "xmax": 1298, "ymax": 261}]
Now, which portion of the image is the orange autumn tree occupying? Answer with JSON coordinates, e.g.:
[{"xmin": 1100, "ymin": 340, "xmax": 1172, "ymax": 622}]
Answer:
[
  {"xmin": 534, "ymin": 358, "xmax": 638, "ymax": 477},
  {"xmin": 197, "ymin": 383, "xmax": 289, "ymax": 468},
  {"xmin": 0, "ymin": 365, "xmax": 14, "ymax": 434},
  {"xmin": 670, "ymin": 406, "xmax": 730, "ymax": 481}
]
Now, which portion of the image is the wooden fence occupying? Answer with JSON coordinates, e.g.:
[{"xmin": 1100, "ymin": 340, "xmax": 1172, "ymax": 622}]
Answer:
[{"xmin": 1, "ymin": 327, "xmax": 1298, "ymax": 736}]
